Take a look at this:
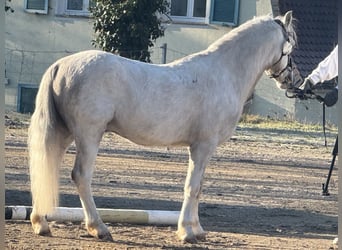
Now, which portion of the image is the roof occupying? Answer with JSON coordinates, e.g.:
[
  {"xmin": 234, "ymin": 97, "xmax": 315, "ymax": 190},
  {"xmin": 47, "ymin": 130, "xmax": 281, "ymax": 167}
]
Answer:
[{"xmin": 271, "ymin": 0, "xmax": 338, "ymax": 82}]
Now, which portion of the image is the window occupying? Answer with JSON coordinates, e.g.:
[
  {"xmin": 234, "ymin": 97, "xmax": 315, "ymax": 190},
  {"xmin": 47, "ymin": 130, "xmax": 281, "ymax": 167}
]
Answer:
[
  {"xmin": 67, "ymin": 0, "xmax": 83, "ymax": 10},
  {"xmin": 24, "ymin": 0, "xmax": 48, "ymax": 14},
  {"xmin": 171, "ymin": 0, "xmax": 188, "ymax": 16},
  {"xmin": 170, "ymin": 0, "xmax": 239, "ymax": 26},
  {"xmin": 170, "ymin": 0, "xmax": 207, "ymax": 23},
  {"xmin": 17, "ymin": 84, "xmax": 38, "ymax": 114},
  {"xmin": 55, "ymin": 0, "xmax": 94, "ymax": 16},
  {"xmin": 211, "ymin": 0, "xmax": 239, "ymax": 25}
]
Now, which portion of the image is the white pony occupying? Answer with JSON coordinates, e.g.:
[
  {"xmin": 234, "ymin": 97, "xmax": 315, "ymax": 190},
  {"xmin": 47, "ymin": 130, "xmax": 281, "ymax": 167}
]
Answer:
[{"xmin": 28, "ymin": 11, "xmax": 296, "ymax": 243}]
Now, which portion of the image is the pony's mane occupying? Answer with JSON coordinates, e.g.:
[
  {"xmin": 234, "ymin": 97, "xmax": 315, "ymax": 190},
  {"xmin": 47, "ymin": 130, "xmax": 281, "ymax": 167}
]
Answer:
[
  {"xmin": 207, "ymin": 15, "xmax": 275, "ymax": 51},
  {"xmin": 168, "ymin": 15, "xmax": 275, "ymax": 65},
  {"xmin": 168, "ymin": 13, "xmax": 296, "ymax": 66},
  {"xmin": 207, "ymin": 14, "xmax": 296, "ymax": 52}
]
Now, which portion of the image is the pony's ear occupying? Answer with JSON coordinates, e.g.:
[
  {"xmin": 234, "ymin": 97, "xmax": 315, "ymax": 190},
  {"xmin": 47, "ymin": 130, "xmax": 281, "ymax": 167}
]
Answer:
[
  {"xmin": 282, "ymin": 11, "xmax": 294, "ymax": 54},
  {"xmin": 283, "ymin": 10, "xmax": 296, "ymax": 47},
  {"xmin": 283, "ymin": 11, "xmax": 293, "ymax": 28}
]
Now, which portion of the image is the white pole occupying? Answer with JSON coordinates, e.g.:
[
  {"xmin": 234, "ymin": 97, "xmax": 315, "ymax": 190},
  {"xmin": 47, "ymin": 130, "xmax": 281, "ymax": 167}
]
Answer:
[{"xmin": 5, "ymin": 206, "xmax": 179, "ymax": 225}]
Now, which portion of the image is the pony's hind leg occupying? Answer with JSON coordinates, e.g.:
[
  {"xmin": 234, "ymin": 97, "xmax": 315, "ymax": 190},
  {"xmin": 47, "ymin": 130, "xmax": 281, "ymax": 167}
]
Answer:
[
  {"xmin": 30, "ymin": 125, "xmax": 73, "ymax": 236},
  {"xmin": 72, "ymin": 132, "xmax": 112, "ymax": 241},
  {"xmin": 177, "ymin": 141, "xmax": 216, "ymax": 243},
  {"xmin": 30, "ymin": 212, "xmax": 51, "ymax": 236}
]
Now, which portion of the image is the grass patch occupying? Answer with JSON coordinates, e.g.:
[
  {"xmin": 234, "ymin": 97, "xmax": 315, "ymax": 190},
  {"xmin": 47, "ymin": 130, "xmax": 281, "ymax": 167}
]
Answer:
[{"xmin": 239, "ymin": 114, "xmax": 336, "ymax": 133}]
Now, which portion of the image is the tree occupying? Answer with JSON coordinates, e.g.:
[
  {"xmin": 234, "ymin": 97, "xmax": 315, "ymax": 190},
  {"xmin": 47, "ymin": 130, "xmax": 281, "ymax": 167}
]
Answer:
[{"xmin": 90, "ymin": 0, "xmax": 169, "ymax": 63}]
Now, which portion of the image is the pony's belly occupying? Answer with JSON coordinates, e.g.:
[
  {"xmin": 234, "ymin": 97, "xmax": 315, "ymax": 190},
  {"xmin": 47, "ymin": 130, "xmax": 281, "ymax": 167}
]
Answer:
[{"xmin": 106, "ymin": 126, "xmax": 190, "ymax": 147}]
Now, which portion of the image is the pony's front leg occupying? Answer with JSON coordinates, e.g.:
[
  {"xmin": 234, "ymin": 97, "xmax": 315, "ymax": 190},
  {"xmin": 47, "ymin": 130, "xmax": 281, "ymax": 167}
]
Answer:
[
  {"xmin": 177, "ymin": 141, "xmax": 216, "ymax": 243},
  {"xmin": 72, "ymin": 135, "xmax": 113, "ymax": 241}
]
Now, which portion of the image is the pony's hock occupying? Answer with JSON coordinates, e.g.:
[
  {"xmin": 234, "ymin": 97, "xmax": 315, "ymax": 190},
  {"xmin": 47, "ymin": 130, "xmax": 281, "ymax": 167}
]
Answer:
[{"xmin": 28, "ymin": 12, "xmax": 296, "ymax": 243}]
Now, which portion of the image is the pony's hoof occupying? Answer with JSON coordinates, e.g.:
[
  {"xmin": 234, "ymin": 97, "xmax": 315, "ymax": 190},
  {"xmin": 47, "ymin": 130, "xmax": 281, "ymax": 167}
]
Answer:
[
  {"xmin": 182, "ymin": 235, "xmax": 198, "ymax": 244},
  {"xmin": 98, "ymin": 232, "xmax": 114, "ymax": 242},
  {"xmin": 193, "ymin": 226, "xmax": 206, "ymax": 241},
  {"xmin": 195, "ymin": 232, "xmax": 207, "ymax": 241},
  {"xmin": 31, "ymin": 214, "xmax": 51, "ymax": 236},
  {"xmin": 87, "ymin": 223, "xmax": 113, "ymax": 242},
  {"xmin": 176, "ymin": 230, "xmax": 197, "ymax": 244},
  {"xmin": 32, "ymin": 223, "xmax": 52, "ymax": 236}
]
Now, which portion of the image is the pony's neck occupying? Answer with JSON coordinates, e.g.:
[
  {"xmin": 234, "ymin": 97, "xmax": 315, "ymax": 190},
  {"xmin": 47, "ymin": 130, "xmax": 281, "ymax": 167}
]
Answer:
[{"xmin": 207, "ymin": 17, "xmax": 283, "ymax": 100}]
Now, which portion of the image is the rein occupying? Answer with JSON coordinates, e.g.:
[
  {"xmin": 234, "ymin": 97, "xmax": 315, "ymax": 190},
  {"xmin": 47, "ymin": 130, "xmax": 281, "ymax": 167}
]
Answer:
[{"xmin": 285, "ymin": 87, "xmax": 324, "ymax": 102}]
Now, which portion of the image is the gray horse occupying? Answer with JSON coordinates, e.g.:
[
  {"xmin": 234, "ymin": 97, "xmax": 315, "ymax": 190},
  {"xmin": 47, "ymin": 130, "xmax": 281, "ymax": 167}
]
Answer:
[{"xmin": 28, "ymin": 11, "xmax": 296, "ymax": 243}]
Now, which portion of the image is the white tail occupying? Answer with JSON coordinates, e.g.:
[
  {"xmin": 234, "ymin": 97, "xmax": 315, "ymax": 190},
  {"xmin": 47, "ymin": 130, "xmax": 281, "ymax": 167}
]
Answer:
[{"xmin": 28, "ymin": 64, "xmax": 61, "ymax": 216}]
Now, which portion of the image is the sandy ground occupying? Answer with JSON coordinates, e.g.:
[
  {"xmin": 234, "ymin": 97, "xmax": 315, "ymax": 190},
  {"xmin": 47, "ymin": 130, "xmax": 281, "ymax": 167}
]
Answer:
[{"xmin": 5, "ymin": 113, "xmax": 338, "ymax": 249}]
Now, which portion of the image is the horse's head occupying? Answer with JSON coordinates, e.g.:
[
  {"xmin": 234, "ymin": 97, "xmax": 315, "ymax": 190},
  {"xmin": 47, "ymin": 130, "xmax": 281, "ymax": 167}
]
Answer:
[{"xmin": 266, "ymin": 11, "xmax": 302, "ymax": 90}]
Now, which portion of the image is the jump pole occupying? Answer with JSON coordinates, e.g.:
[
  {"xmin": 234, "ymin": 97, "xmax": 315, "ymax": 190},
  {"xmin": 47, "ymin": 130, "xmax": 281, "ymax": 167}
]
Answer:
[{"xmin": 5, "ymin": 206, "xmax": 180, "ymax": 225}]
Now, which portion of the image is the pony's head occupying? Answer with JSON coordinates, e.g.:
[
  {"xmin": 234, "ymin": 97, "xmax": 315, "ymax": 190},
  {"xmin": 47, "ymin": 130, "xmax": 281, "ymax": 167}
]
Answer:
[{"xmin": 266, "ymin": 11, "xmax": 302, "ymax": 90}]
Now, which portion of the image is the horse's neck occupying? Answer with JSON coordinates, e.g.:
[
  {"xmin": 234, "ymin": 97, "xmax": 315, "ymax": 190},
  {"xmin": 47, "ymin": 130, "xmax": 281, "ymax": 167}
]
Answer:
[{"xmin": 206, "ymin": 20, "xmax": 282, "ymax": 100}]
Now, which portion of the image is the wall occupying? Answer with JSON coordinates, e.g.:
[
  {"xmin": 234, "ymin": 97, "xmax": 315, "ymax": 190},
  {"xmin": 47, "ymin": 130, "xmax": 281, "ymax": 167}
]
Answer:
[
  {"xmin": 295, "ymin": 99, "xmax": 338, "ymax": 125},
  {"xmin": 5, "ymin": 0, "xmax": 94, "ymax": 109}
]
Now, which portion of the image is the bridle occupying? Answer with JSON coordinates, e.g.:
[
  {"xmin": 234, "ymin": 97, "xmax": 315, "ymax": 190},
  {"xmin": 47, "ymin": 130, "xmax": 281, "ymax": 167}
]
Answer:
[
  {"xmin": 268, "ymin": 19, "xmax": 292, "ymax": 78},
  {"xmin": 268, "ymin": 51, "xmax": 293, "ymax": 79},
  {"xmin": 266, "ymin": 19, "xmax": 300, "ymax": 89}
]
